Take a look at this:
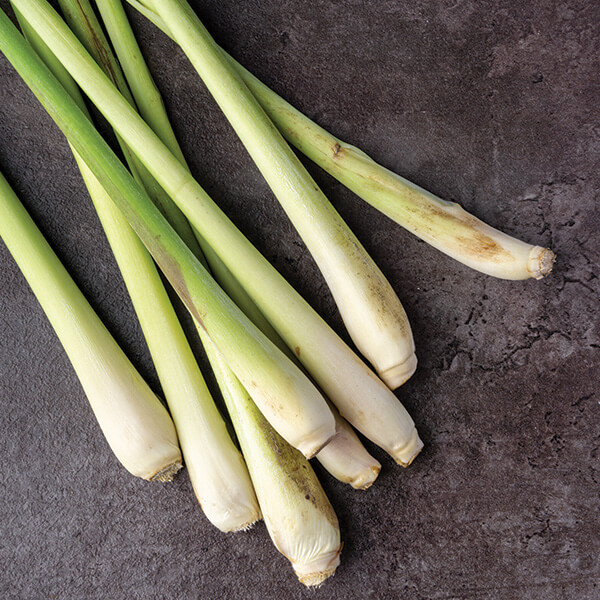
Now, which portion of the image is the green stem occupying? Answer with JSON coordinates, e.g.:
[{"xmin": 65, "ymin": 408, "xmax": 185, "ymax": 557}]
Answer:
[
  {"xmin": 14, "ymin": 7, "xmax": 260, "ymax": 530},
  {"xmin": 58, "ymin": 0, "xmax": 203, "ymax": 257},
  {"xmin": 0, "ymin": 4, "xmax": 336, "ymax": 459},
  {"xmin": 0, "ymin": 168, "xmax": 182, "ymax": 481},
  {"xmin": 4, "ymin": 0, "xmax": 421, "ymax": 466},
  {"xmin": 93, "ymin": 0, "xmax": 283, "ymax": 347}
]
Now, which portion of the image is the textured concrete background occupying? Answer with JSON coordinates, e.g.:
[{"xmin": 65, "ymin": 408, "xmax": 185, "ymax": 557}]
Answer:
[{"xmin": 0, "ymin": 1, "xmax": 598, "ymax": 598}]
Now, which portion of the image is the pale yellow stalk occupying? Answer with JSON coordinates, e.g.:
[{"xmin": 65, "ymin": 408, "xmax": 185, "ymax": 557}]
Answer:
[
  {"xmin": 210, "ymin": 347, "xmax": 341, "ymax": 586},
  {"xmin": 318, "ymin": 407, "xmax": 381, "ymax": 490}
]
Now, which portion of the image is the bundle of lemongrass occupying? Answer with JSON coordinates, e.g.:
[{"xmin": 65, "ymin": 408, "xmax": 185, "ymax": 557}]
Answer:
[{"xmin": 0, "ymin": 0, "xmax": 554, "ymax": 586}]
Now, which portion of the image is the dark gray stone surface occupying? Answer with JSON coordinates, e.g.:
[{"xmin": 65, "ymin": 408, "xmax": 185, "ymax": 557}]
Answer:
[{"xmin": 0, "ymin": 1, "xmax": 598, "ymax": 598}]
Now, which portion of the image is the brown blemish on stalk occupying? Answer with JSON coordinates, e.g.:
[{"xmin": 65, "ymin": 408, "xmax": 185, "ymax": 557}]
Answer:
[
  {"xmin": 255, "ymin": 418, "xmax": 338, "ymax": 530},
  {"xmin": 361, "ymin": 164, "xmax": 515, "ymax": 264},
  {"xmin": 418, "ymin": 203, "xmax": 513, "ymax": 263},
  {"xmin": 148, "ymin": 238, "xmax": 209, "ymax": 333},
  {"xmin": 294, "ymin": 346, "xmax": 301, "ymax": 357},
  {"xmin": 320, "ymin": 143, "xmax": 520, "ymax": 265},
  {"xmin": 73, "ymin": 1, "xmax": 123, "ymax": 88}
]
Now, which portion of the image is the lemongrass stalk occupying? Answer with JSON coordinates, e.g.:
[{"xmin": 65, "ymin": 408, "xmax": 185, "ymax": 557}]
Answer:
[
  {"xmin": 227, "ymin": 61, "xmax": 556, "ymax": 282},
  {"xmin": 68, "ymin": 0, "xmax": 282, "ymax": 351},
  {"xmin": 142, "ymin": 0, "xmax": 417, "ymax": 388},
  {"xmin": 126, "ymin": 0, "xmax": 555, "ymax": 282},
  {"xmin": 56, "ymin": 0, "xmax": 203, "ymax": 258},
  {"xmin": 15, "ymin": 13, "xmax": 260, "ymax": 531},
  {"xmin": 69, "ymin": 0, "xmax": 374, "ymax": 494},
  {"xmin": 105, "ymin": 0, "xmax": 405, "ymax": 393},
  {"xmin": 96, "ymin": 0, "xmax": 383, "ymax": 489},
  {"xmin": 77, "ymin": 161, "xmax": 259, "ymax": 528},
  {"xmin": 0, "ymin": 169, "xmax": 182, "ymax": 481},
  {"xmin": 61, "ymin": 0, "xmax": 306, "ymax": 478},
  {"xmin": 318, "ymin": 407, "xmax": 381, "ymax": 490},
  {"xmin": 81, "ymin": 163, "xmax": 260, "ymax": 529},
  {"xmin": 0, "ymin": 7, "xmax": 336, "ymax": 459},
  {"xmin": 209, "ymin": 346, "xmax": 341, "ymax": 586},
  {"xmin": 126, "ymin": 0, "xmax": 166, "ymax": 33},
  {"xmin": 94, "ymin": 0, "xmax": 185, "ymax": 164},
  {"xmin": 94, "ymin": 0, "xmax": 286, "ymax": 351},
  {"xmin": 6, "ymin": 0, "xmax": 421, "ymax": 466},
  {"xmin": 64, "ymin": 0, "xmax": 347, "ymax": 501}
]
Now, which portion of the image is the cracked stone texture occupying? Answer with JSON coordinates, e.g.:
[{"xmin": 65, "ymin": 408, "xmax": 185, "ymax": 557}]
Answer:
[{"xmin": 0, "ymin": 1, "xmax": 598, "ymax": 598}]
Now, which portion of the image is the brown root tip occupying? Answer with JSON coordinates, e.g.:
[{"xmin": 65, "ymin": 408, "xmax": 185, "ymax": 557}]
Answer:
[
  {"xmin": 148, "ymin": 460, "xmax": 183, "ymax": 482},
  {"xmin": 379, "ymin": 353, "xmax": 418, "ymax": 390},
  {"xmin": 529, "ymin": 246, "xmax": 556, "ymax": 279},
  {"xmin": 392, "ymin": 430, "xmax": 424, "ymax": 467},
  {"xmin": 297, "ymin": 566, "xmax": 338, "ymax": 587},
  {"xmin": 294, "ymin": 545, "xmax": 342, "ymax": 587},
  {"xmin": 352, "ymin": 464, "xmax": 382, "ymax": 490}
]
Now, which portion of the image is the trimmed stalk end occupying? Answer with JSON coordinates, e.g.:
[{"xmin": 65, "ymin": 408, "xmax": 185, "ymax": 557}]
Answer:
[
  {"xmin": 226, "ymin": 512, "xmax": 262, "ymax": 533},
  {"xmin": 352, "ymin": 464, "xmax": 382, "ymax": 490},
  {"xmin": 379, "ymin": 353, "xmax": 418, "ymax": 390},
  {"xmin": 391, "ymin": 429, "xmax": 424, "ymax": 467},
  {"xmin": 293, "ymin": 545, "xmax": 342, "ymax": 587},
  {"xmin": 209, "ymin": 509, "xmax": 262, "ymax": 533},
  {"xmin": 148, "ymin": 459, "xmax": 183, "ymax": 482},
  {"xmin": 316, "ymin": 422, "xmax": 382, "ymax": 488},
  {"xmin": 528, "ymin": 246, "xmax": 556, "ymax": 279},
  {"xmin": 192, "ymin": 490, "xmax": 262, "ymax": 533}
]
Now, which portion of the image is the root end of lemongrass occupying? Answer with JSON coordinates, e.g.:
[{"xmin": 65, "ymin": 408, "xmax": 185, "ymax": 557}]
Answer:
[
  {"xmin": 228, "ymin": 514, "xmax": 262, "ymax": 533},
  {"xmin": 379, "ymin": 353, "xmax": 418, "ymax": 389},
  {"xmin": 194, "ymin": 491, "xmax": 262, "ymax": 533},
  {"xmin": 293, "ymin": 545, "xmax": 342, "ymax": 587},
  {"xmin": 391, "ymin": 429, "xmax": 424, "ymax": 467},
  {"xmin": 351, "ymin": 464, "xmax": 381, "ymax": 490},
  {"xmin": 528, "ymin": 246, "xmax": 556, "ymax": 279},
  {"xmin": 147, "ymin": 460, "xmax": 183, "ymax": 482}
]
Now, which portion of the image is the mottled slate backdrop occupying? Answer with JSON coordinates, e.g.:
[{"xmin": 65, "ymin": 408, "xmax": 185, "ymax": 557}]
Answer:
[{"xmin": 0, "ymin": 1, "xmax": 598, "ymax": 599}]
